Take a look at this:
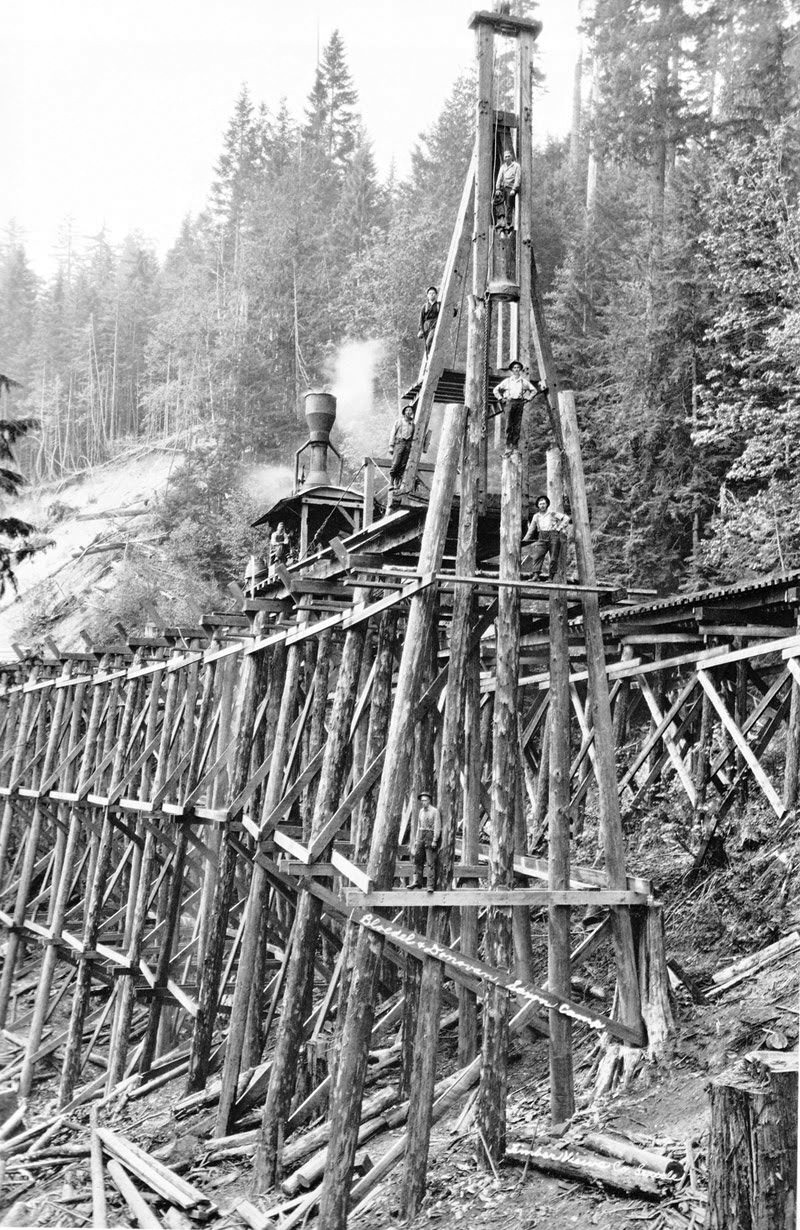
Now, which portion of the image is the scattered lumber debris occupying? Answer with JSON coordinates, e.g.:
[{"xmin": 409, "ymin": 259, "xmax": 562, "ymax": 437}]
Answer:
[{"xmin": 706, "ymin": 931, "xmax": 800, "ymax": 998}]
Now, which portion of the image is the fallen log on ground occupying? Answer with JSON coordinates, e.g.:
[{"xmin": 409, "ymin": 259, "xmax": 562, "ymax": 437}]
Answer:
[
  {"xmin": 707, "ymin": 932, "xmax": 800, "ymax": 997},
  {"xmin": 505, "ymin": 1141, "xmax": 673, "ymax": 1198},
  {"xmin": 711, "ymin": 932, "xmax": 800, "ymax": 985},
  {"xmin": 580, "ymin": 1130, "xmax": 683, "ymax": 1177},
  {"xmin": 107, "ymin": 1157, "xmax": 163, "ymax": 1230}
]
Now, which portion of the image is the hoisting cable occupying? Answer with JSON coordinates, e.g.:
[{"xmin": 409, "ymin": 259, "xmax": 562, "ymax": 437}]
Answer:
[{"xmin": 307, "ymin": 461, "xmax": 367, "ymax": 551}]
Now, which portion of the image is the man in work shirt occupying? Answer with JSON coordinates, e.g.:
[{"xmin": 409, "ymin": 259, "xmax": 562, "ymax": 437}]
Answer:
[
  {"xmin": 492, "ymin": 359, "xmax": 538, "ymax": 449},
  {"xmin": 412, "ymin": 790, "xmax": 441, "ymax": 892},
  {"xmin": 417, "ymin": 286, "xmax": 440, "ymax": 358},
  {"xmin": 388, "ymin": 403, "xmax": 416, "ymax": 490},
  {"xmin": 269, "ymin": 522, "xmax": 290, "ymax": 579},
  {"xmin": 523, "ymin": 494, "xmax": 571, "ymax": 580},
  {"xmin": 495, "ymin": 148, "xmax": 521, "ymax": 230}
]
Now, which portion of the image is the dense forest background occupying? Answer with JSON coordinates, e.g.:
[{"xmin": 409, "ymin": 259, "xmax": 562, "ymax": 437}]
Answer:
[{"xmin": 1, "ymin": 0, "xmax": 799, "ymax": 599}]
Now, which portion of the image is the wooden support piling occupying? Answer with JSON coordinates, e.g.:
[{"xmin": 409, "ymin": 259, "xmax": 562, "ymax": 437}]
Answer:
[
  {"xmin": 256, "ymin": 609, "xmax": 368, "ymax": 1183},
  {"xmin": 401, "ymin": 349, "xmax": 482, "ymax": 1218},
  {"xmin": 546, "ymin": 448, "xmax": 575, "ymax": 1124},
  {"xmin": 556, "ymin": 389, "xmax": 644, "ymax": 1046},
  {"xmin": 317, "ymin": 403, "xmax": 467, "ymax": 1230}
]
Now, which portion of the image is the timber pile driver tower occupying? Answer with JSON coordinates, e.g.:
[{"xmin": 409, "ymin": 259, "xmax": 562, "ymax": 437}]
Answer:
[{"xmin": 2, "ymin": 9, "xmax": 800, "ymax": 1228}]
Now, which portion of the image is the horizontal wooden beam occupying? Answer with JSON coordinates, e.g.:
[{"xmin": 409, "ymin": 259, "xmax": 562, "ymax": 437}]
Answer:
[{"xmin": 344, "ymin": 889, "xmax": 649, "ymax": 907}]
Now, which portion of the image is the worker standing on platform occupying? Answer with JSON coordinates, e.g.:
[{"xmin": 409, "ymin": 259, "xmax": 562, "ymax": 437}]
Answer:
[
  {"xmin": 388, "ymin": 404, "xmax": 416, "ymax": 490},
  {"xmin": 269, "ymin": 522, "xmax": 290, "ymax": 578},
  {"xmin": 492, "ymin": 359, "xmax": 537, "ymax": 449},
  {"xmin": 523, "ymin": 495, "xmax": 571, "ymax": 580},
  {"xmin": 495, "ymin": 148, "xmax": 521, "ymax": 230},
  {"xmin": 412, "ymin": 790, "xmax": 441, "ymax": 892},
  {"xmin": 418, "ymin": 286, "xmax": 440, "ymax": 358}
]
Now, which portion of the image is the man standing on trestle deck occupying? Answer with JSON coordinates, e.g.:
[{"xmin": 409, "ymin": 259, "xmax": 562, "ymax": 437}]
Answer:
[
  {"xmin": 523, "ymin": 494, "xmax": 571, "ymax": 580},
  {"xmin": 418, "ymin": 286, "xmax": 440, "ymax": 358},
  {"xmin": 268, "ymin": 522, "xmax": 290, "ymax": 579},
  {"xmin": 492, "ymin": 359, "xmax": 539, "ymax": 450},
  {"xmin": 388, "ymin": 403, "xmax": 416, "ymax": 490},
  {"xmin": 495, "ymin": 147, "xmax": 521, "ymax": 230},
  {"xmin": 412, "ymin": 790, "xmax": 441, "ymax": 892}
]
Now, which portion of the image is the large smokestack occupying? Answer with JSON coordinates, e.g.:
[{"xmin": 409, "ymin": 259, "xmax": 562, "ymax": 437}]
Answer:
[{"xmin": 302, "ymin": 391, "xmax": 336, "ymax": 488}]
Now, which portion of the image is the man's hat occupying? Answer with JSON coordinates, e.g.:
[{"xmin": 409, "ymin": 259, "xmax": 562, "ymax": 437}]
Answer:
[
  {"xmin": 506, "ymin": 359, "xmax": 524, "ymax": 372},
  {"xmin": 535, "ymin": 494, "xmax": 551, "ymax": 507},
  {"xmin": 418, "ymin": 789, "xmax": 433, "ymax": 800},
  {"xmin": 426, "ymin": 285, "xmax": 438, "ymax": 294}
]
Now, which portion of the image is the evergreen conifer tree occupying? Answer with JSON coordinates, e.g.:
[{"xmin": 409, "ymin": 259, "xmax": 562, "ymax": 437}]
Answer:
[{"xmin": 302, "ymin": 30, "xmax": 360, "ymax": 178}]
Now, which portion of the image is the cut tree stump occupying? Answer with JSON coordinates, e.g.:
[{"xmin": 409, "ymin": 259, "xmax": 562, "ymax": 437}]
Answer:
[{"xmin": 706, "ymin": 1050, "xmax": 798, "ymax": 1229}]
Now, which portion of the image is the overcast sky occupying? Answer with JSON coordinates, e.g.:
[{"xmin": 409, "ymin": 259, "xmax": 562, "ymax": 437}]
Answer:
[{"xmin": 1, "ymin": 0, "xmax": 579, "ymax": 276}]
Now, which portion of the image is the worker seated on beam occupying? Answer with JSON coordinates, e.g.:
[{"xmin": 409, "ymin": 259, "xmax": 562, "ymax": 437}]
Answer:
[
  {"xmin": 417, "ymin": 286, "xmax": 440, "ymax": 359},
  {"xmin": 491, "ymin": 359, "xmax": 542, "ymax": 450},
  {"xmin": 494, "ymin": 148, "xmax": 521, "ymax": 231},
  {"xmin": 412, "ymin": 790, "xmax": 441, "ymax": 893},
  {"xmin": 522, "ymin": 495, "xmax": 570, "ymax": 581},
  {"xmin": 388, "ymin": 403, "xmax": 416, "ymax": 491}
]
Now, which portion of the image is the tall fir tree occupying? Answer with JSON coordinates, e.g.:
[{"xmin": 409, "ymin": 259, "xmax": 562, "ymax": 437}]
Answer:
[{"xmin": 302, "ymin": 30, "xmax": 360, "ymax": 178}]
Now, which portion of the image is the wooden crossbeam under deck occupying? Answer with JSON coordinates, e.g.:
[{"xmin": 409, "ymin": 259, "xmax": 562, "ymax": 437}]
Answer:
[{"xmin": 343, "ymin": 889, "xmax": 650, "ymax": 907}]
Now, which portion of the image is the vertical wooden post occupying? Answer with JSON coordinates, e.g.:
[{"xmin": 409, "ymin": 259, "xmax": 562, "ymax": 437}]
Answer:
[
  {"xmin": 103, "ymin": 652, "xmax": 182, "ymax": 1094},
  {"xmin": 401, "ymin": 334, "xmax": 482, "ymax": 1217},
  {"xmin": 194, "ymin": 651, "xmax": 237, "ymax": 976},
  {"xmin": 458, "ymin": 646, "xmax": 481, "ymax": 1066},
  {"xmin": 317, "ymin": 404, "xmax": 467, "ymax": 1230},
  {"xmin": 516, "ymin": 31, "xmax": 534, "ymax": 371},
  {"xmin": 140, "ymin": 641, "xmax": 224, "ymax": 1072},
  {"xmin": 400, "ymin": 623, "xmax": 436, "ymax": 1099},
  {"xmin": 190, "ymin": 631, "xmax": 298, "ymax": 1096},
  {"xmin": 694, "ymin": 686, "xmax": 713, "ymax": 811},
  {"xmin": 636, "ymin": 904, "xmax": 674, "ymax": 1064},
  {"xmin": 475, "ymin": 434, "xmax": 522, "ymax": 1166},
  {"xmin": 18, "ymin": 676, "xmax": 88, "ymax": 1099},
  {"xmin": 0, "ymin": 662, "xmax": 72, "ymax": 1025},
  {"xmin": 0, "ymin": 662, "xmax": 40, "ymax": 888},
  {"xmin": 546, "ymin": 447, "xmax": 575, "ymax": 1123},
  {"xmin": 59, "ymin": 651, "xmax": 145, "ymax": 1100},
  {"xmin": 784, "ymin": 614, "xmax": 800, "ymax": 811},
  {"xmin": 735, "ymin": 650, "xmax": 749, "ymax": 809},
  {"xmin": 556, "ymin": 389, "xmax": 643, "ymax": 1043},
  {"xmin": 331, "ymin": 607, "xmax": 399, "ymax": 1087},
  {"xmin": 256, "ymin": 608, "xmax": 367, "ymax": 1183},
  {"xmin": 215, "ymin": 639, "xmax": 293, "ymax": 1129},
  {"xmin": 531, "ymin": 709, "xmax": 551, "ymax": 844},
  {"xmin": 473, "ymin": 22, "xmax": 495, "ymax": 297},
  {"xmin": 612, "ymin": 646, "xmax": 635, "ymax": 748},
  {"xmin": 648, "ymin": 645, "xmax": 664, "ymax": 777},
  {"xmin": 29, "ymin": 660, "xmax": 102, "ymax": 1099}
]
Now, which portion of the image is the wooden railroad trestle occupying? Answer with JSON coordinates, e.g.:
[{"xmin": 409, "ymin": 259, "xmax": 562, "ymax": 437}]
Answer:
[
  {"xmin": 2, "ymin": 8, "xmax": 800, "ymax": 1227},
  {"xmin": 0, "ymin": 548, "xmax": 797, "ymax": 1215}
]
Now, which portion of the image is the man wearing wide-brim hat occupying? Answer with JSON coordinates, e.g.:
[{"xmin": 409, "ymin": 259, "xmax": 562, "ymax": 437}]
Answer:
[
  {"xmin": 492, "ymin": 360, "xmax": 543, "ymax": 451},
  {"xmin": 412, "ymin": 790, "xmax": 441, "ymax": 892}
]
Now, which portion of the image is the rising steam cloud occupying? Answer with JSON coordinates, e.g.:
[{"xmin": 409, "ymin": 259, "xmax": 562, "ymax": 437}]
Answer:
[{"xmin": 329, "ymin": 339, "xmax": 392, "ymax": 467}]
